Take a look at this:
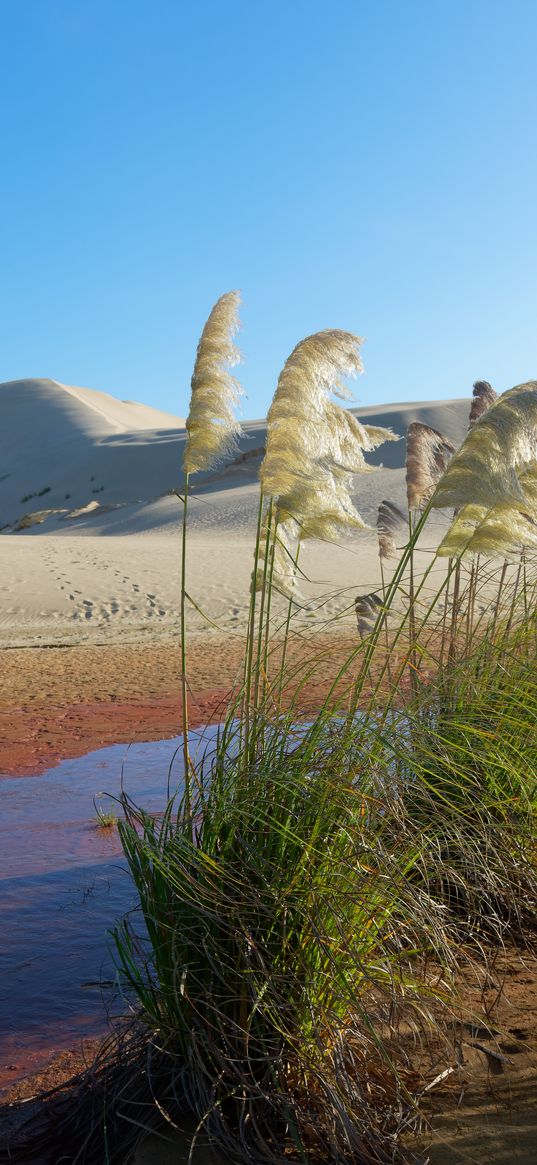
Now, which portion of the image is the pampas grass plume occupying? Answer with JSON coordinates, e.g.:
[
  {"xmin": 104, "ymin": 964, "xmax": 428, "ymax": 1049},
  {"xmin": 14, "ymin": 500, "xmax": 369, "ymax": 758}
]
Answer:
[
  {"xmin": 406, "ymin": 423, "xmax": 456, "ymax": 510},
  {"xmin": 183, "ymin": 291, "xmax": 243, "ymax": 475},
  {"xmin": 436, "ymin": 504, "xmax": 488, "ymax": 557},
  {"xmin": 437, "ymin": 467, "xmax": 537, "ymax": 559},
  {"xmin": 259, "ymin": 330, "xmax": 364, "ymax": 498},
  {"xmin": 377, "ymin": 499, "xmax": 407, "ymax": 560},
  {"xmin": 432, "ymin": 381, "xmax": 537, "ymax": 511},
  {"xmin": 259, "ymin": 330, "xmax": 398, "ymax": 542},
  {"xmin": 469, "ymin": 380, "xmax": 497, "ymax": 427},
  {"xmin": 355, "ymin": 592, "xmax": 383, "ymax": 637}
]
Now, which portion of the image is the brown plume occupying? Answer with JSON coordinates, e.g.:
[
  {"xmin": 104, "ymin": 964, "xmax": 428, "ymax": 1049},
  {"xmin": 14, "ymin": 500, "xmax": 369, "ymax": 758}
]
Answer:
[
  {"xmin": 469, "ymin": 381, "xmax": 497, "ymax": 428},
  {"xmin": 354, "ymin": 592, "xmax": 383, "ymax": 637},
  {"xmin": 376, "ymin": 499, "xmax": 407, "ymax": 559},
  {"xmin": 406, "ymin": 423, "xmax": 456, "ymax": 510}
]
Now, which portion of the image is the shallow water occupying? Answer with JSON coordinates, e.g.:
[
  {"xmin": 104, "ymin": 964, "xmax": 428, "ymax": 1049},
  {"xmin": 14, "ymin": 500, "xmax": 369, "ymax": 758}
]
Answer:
[{"xmin": 0, "ymin": 728, "xmax": 221, "ymax": 1086}]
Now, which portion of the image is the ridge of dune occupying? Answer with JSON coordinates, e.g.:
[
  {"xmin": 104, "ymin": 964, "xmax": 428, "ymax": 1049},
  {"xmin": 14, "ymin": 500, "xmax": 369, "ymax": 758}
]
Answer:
[{"xmin": 56, "ymin": 379, "xmax": 185, "ymax": 432}]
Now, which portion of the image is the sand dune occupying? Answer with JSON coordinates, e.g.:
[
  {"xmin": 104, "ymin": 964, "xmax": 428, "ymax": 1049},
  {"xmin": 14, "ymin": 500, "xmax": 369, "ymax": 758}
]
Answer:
[
  {"xmin": 0, "ymin": 378, "xmax": 185, "ymax": 526},
  {"xmin": 0, "ymin": 379, "xmax": 471, "ymax": 646}
]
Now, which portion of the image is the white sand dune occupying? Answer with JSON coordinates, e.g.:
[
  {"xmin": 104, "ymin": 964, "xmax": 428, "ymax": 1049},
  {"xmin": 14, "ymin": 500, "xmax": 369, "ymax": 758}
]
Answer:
[{"xmin": 0, "ymin": 378, "xmax": 471, "ymax": 646}]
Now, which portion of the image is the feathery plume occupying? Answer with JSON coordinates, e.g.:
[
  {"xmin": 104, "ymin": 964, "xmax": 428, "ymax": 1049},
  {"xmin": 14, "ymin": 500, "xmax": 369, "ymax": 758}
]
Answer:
[
  {"xmin": 469, "ymin": 380, "xmax": 497, "ymax": 428},
  {"xmin": 377, "ymin": 499, "xmax": 407, "ymax": 560},
  {"xmin": 259, "ymin": 330, "xmax": 364, "ymax": 497},
  {"xmin": 183, "ymin": 291, "xmax": 243, "ymax": 475},
  {"xmin": 406, "ymin": 423, "xmax": 456, "ymax": 510},
  {"xmin": 432, "ymin": 381, "xmax": 537, "ymax": 511},
  {"xmin": 436, "ymin": 504, "xmax": 488, "ymax": 557},
  {"xmin": 468, "ymin": 504, "xmax": 537, "ymax": 558},
  {"xmin": 321, "ymin": 405, "xmax": 400, "ymax": 481},
  {"xmin": 437, "ymin": 467, "xmax": 537, "ymax": 559},
  {"xmin": 355, "ymin": 592, "xmax": 383, "ymax": 637},
  {"xmin": 259, "ymin": 330, "xmax": 399, "ymax": 544}
]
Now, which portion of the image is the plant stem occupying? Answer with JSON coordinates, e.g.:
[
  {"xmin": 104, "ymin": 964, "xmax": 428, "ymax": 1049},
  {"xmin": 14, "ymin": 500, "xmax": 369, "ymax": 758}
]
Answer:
[
  {"xmin": 276, "ymin": 542, "xmax": 301, "ymax": 707},
  {"xmin": 242, "ymin": 490, "xmax": 266, "ymax": 760},
  {"xmin": 447, "ymin": 559, "xmax": 461, "ymax": 665},
  {"xmin": 252, "ymin": 499, "xmax": 274, "ymax": 719},
  {"xmin": 180, "ymin": 471, "xmax": 191, "ymax": 815},
  {"xmin": 408, "ymin": 511, "xmax": 418, "ymax": 695}
]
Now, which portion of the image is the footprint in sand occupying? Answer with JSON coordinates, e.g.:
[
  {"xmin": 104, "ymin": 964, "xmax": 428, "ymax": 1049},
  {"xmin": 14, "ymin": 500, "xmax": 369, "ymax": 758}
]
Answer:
[
  {"xmin": 82, "ymin": 599, "xmax": 93, "ymax": 619},
  {"xmin": 100, "ymin": 600, "xmax": 121, "ymax": 620}
]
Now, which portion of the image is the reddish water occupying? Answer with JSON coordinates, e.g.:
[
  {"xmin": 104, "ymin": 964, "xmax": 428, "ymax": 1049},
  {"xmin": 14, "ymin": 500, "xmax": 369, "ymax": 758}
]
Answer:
[{"xmin": 0, "ymin": 730, "xmax": 219, "ymax": 1090}]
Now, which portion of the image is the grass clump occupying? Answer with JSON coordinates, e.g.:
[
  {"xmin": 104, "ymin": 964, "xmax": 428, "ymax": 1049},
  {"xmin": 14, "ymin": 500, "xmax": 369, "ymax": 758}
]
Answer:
[
  {"xmin": 27, "ymin": 307, "xmax": 535, "ymax": 1164},
  {"xmin": 111, "ymin": 319, "xmax": 537, "ymax": 1163}
]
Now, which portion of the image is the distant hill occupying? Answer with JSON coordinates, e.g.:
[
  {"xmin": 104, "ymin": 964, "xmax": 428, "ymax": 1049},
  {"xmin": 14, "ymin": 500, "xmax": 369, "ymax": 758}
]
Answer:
[{"xmin": 0, "ymin": 377, "xmax": 472, "ymax": 530}]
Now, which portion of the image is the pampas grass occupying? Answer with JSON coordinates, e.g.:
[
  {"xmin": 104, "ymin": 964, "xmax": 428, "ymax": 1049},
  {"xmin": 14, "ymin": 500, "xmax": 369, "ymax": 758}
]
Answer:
[
  {"xmin": 437, "ymin": 466, "xmax": 537, "ymax": 559},
  {"xmin": 259, "ymin": 330, "xmax": 398, "ymax": 544},
  {"xmin": 406, "ymin": 422, "xmax": 456, "ymax": 511},
  {"xmin": 355, "ymin": 591, "xmax": 383, "ymax": 637},
  {"xmin": 432, "ymin": 380, "xmax": 537, "ymax": 510},
  {"xmin": 377, "ymin": 499, "xmax": 406, "ymax": 561},
  {"xmin": 469, "ymin": 379, "xmax": 497, "ymax": 427},
  {"xmin": 183, "ymin": 290, "xmax": 243, "ymax": 475},
  {"xmin": 181, "ymin": 291, "xmax": 244, "ymax": 802}
]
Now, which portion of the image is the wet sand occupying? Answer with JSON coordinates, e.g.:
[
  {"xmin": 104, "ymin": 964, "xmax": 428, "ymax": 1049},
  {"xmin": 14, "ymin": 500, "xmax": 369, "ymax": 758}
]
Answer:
[
  {"xmin": 0, "ymin": 638, "xmax": 237, "ymax": 776},
  {"xmin": 0, "ymin": 632, "xmax": 366, "ymax": 777}
]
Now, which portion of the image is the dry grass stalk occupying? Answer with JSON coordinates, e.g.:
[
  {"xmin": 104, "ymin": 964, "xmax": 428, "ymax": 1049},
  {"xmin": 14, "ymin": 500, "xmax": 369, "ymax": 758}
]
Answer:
[
  {"xmin": 183, "ymin": 290, "xmax": 243, "ymax": 474},
  {"xmin": 432, "ymin": 380, "xmax": 537, "ymax": 511},
  {"xmin": 469, "ymin": 380, "xmax": 497, "ymax": 427},
  {"xmin": 406, "ymin": 422, "xmax": 456, "ymax": 510}
]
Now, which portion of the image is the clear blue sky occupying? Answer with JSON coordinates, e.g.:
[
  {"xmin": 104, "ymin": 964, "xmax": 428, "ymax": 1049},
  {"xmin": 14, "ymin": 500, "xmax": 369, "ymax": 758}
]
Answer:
[{"xmin": 1, "ymin": 0, "xmax": 535, "ymax": 419}]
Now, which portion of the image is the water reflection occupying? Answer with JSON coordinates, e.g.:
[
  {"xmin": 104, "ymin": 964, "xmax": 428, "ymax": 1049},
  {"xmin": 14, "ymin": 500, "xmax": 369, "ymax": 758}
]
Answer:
[{"xmin": 0, "ymin": 729, "xmax": 219, "ymax": 1083}]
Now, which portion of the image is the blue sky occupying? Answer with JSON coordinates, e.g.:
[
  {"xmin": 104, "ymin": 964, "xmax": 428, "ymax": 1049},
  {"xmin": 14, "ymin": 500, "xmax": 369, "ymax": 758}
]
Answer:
[{"xmin": 0, "ymin": 0, "xmax": 535, "ymax": 419}]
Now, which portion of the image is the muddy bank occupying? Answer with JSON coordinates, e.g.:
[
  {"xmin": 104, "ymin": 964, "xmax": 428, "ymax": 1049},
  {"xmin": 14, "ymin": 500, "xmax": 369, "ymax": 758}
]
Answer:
[
  {"xmin": 0, "ymin": 638, "xmax": 233, "ymax": 776},
  {"xmin": 0, "ymin": 634, "xmax": 360, "ymax": 777},
  {"xmin": 0, "ymin": 692, "xmax": 231, "ymax": 777}
]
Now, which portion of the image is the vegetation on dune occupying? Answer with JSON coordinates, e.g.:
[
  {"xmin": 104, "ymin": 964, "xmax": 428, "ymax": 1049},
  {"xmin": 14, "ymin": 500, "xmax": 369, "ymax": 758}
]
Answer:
[{"xmin": 14, "ymin": 307, "xmax": 536, "ymax": 1164}]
